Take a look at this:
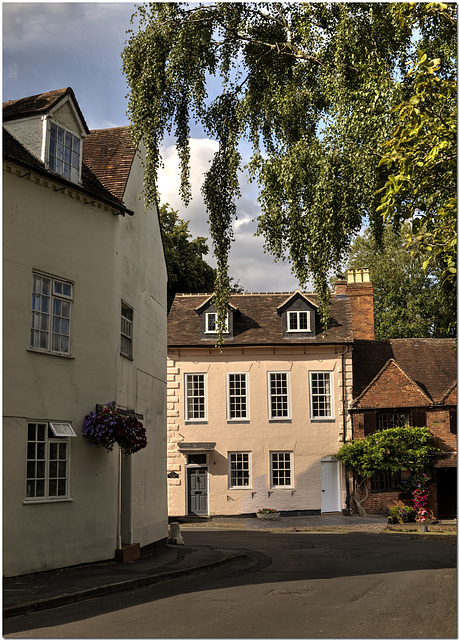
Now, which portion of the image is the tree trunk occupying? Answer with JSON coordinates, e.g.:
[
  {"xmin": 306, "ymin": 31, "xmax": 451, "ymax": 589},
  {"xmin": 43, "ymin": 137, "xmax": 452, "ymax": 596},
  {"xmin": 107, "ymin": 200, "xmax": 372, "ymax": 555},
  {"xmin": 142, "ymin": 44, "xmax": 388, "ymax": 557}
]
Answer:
[{"xmin": 354, "ymin": 479, "xmax": 370, "ymax": 517}]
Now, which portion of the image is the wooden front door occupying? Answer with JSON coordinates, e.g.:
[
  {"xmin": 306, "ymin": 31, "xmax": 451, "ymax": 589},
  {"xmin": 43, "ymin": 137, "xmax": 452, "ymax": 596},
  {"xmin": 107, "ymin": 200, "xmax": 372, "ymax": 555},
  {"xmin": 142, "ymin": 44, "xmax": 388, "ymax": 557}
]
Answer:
[{"xmin": 187, "ymin": 467, "xmax": 208, "ymax": 515}]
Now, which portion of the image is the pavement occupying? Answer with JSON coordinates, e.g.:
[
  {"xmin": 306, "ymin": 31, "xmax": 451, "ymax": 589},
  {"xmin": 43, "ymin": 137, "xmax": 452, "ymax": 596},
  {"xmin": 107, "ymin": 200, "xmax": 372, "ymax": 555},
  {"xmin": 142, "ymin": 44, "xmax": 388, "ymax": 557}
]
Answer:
[{"xmin": 3, "ymin": 513, "xmax": 454, "ymax": 619}]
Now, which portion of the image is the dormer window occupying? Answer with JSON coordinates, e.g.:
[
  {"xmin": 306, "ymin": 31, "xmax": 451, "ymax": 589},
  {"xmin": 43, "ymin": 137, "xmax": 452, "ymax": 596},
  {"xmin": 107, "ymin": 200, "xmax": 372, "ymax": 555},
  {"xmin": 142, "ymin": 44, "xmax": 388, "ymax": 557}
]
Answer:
[
  {"xmin": 48, "ymin": 122, "xmax": 81, "ymax": 182},
  {"xmin": 205, "ymin": 312, "xmax": 228, "ymax": 334},
  {"xmin": 287, "ymin": 310, "xmax": 310, "ymax": 333},
  {"xmin": 277, "ymin": 291, "xmax": 317, "ymax": 338}
]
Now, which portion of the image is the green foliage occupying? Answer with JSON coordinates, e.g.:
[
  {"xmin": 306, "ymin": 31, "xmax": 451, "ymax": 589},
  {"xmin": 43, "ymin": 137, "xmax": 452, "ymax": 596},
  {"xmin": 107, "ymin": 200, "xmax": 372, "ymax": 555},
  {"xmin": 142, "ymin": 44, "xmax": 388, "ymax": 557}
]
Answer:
[
  {"xmin": 336, "ymin": 426, "xmax": 438, "ymax": 483},
  {"xmin": 388, "ymin": 504, "xmax": 416, "ymax": 523},
  {"xmin": 378, "ymin": 4, "xmax": 457, "ymax": 288},
  {"xmin": 346, "ymin": 224, "xmax": 456, "ymax": 338},
  {"xmin": 122, "ymin": 3, "xmax": 456, "ymax": 343},
  {"xmin": 159, "ymin": 204, "xmax": 215, "ymax": 310}
]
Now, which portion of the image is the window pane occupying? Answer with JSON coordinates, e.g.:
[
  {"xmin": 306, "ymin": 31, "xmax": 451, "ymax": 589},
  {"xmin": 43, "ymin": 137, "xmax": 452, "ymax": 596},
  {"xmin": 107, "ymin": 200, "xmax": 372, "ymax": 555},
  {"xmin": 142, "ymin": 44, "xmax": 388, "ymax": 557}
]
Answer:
[
  {"xmin": 229, "ymin": 374, "xmax": 247, "ymax": 419},
  {"xmin": 311, "ymin": 373, "xmax": 332, "ymax": 418},
  {"xmin": 36, "ymin": 461, "xmax": 46, "ymax": 478},
  {"xmin": 186, "ymin": 374, "xmax": 206, "ymax": 419},
  {"xmin": 270, "ymin": 373, "xmax": 289, "ymax": 418},
  {"xmin": 49, "ymin": 479, "xmax": 57, "ymax": 496},
  {"xmin": 289, "ymin": 313, "xmax": 298, "ymax": 330},
  {"xmin": 230, "ymin": 453, "xmax": 250, "ymax": 487},
  {"xmin": 36, "ymin": 480, "xmax": 45, "ymax": 497},
  {"xmin": 271, "ymin": 452, "xmax": 291, "ymax": 487}
]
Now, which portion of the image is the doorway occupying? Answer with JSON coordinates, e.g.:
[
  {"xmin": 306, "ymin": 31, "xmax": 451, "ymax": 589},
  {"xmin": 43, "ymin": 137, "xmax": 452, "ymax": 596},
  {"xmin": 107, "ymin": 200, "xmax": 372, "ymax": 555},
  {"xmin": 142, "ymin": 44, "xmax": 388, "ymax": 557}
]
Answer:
[
  {"xmin": 321, "ymin": 458, "xmax": 341, "ymax": 513},
  {"xmin": 187, "ymin": 466, "xmax": 208, "ymax": 515},
  {"xmin": 436, "ymin": 467, "xmax": 457, "ymax": 518}
]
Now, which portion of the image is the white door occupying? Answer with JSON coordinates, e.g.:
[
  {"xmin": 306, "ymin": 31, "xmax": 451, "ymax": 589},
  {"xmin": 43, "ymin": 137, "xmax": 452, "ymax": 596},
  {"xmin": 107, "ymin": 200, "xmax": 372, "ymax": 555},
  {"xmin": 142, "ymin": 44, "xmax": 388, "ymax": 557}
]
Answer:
[{"xmin": 321, "ymin": 459, "xmax": 341, "ymax": 513}]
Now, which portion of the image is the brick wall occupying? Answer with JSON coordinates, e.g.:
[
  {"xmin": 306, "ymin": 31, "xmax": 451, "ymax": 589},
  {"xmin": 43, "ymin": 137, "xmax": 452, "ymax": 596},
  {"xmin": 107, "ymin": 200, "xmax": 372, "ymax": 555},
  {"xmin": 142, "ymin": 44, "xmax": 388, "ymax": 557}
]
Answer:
[
  {"xmin": 346, "ymin": 283, "xmax": 375, "ymax": 340},
  {"xmin": 356, "ymin": 360, "xmax": 429, "ymax": 409}
]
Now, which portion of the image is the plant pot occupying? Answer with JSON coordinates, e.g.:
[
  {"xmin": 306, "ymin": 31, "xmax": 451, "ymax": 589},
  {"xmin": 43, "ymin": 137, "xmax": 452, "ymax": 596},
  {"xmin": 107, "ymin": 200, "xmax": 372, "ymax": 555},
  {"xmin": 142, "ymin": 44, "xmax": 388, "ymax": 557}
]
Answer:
[{"xmin": 257, "ymin": 513, "xmax": 280, "ymax": 520}]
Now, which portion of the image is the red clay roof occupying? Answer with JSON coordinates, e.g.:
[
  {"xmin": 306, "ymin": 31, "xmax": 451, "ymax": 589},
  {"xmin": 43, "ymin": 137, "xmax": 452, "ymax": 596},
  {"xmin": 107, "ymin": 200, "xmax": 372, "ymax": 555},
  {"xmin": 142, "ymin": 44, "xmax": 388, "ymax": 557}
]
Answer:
[
  {"xmin": 352, "ymin": 339, "xmax": 457, "ymax": 404},
  {"xmin": 83, "ymin": 127, "xmax": 137, "ymax": 203},
  {"xmin": 168, "ymin": 292, "xmax": 353, "ymax": 346}
]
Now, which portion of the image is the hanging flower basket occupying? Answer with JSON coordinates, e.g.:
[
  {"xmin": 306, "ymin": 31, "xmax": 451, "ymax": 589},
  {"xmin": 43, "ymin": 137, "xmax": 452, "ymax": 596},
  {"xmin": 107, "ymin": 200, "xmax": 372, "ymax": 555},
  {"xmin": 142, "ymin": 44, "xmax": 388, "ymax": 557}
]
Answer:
[{"xmin": 82, "ymin": 401, "xmax": 147, "ymax": 456}]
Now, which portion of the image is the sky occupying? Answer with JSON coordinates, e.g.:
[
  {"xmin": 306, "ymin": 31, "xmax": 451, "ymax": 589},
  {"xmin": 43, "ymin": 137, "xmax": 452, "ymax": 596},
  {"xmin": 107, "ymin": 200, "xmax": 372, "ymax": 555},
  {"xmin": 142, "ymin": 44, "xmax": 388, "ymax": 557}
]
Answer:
[{"xmin": 2, "ymin": 1, "xmax": 301, "ymax": 292}]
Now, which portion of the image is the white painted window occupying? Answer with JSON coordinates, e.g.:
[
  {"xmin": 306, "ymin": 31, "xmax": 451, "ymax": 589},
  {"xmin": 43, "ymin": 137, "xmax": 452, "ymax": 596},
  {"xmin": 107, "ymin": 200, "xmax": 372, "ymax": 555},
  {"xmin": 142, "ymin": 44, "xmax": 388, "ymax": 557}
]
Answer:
[
  {"xmin": 310, "ymin": 372, "xmax": 333, "ymax": 419},
  {"xmin": 30, "ymin": 273, "xmax": 73, "ymax": 355},
  {"xmin": 205, "ymin": 312, "xmax": 228, "ymax": 333},
  {"xmin": 121, "ymin": 302, "xmax": 133, "ymax": 358},
  {"xmin": 268, "ymin": 372, "xmax": 290, "ymax": 419},
  {"xmin": 185, "ymin": 373, "xmax": 207, "ymax": 421},
  {"xmin": 229, "ymin": 452, "xmax": 251, "ymax": 488},
  {"xmin": 48, "ymin": 122, "xmax": 81, "ymax": 182},
  {"xmin": 26, "ymin": 422, "xmax": 75, "ymax": 501},
  {"xmin": 287, "ymin": 310, "xmax": 310, "ymax": 332},
  {"xmin": 270, "ymin": 452, "xmax": 293, "ymax": 488},
  {"xmin": 227, "ymin": 373, "xmax": 249, "ymax": 420}
]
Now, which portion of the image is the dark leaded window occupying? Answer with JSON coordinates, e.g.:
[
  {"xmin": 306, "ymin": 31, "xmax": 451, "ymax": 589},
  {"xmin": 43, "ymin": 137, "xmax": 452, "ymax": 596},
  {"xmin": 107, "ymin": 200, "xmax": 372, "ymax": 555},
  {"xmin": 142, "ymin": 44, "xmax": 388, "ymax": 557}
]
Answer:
[
  {"xmin": 377, "ymin": 413, "xmax": 410, "ymax": 430},
  {"xmin": 371, "ymin": 470, "xmax": 401, "ymax": 493}
]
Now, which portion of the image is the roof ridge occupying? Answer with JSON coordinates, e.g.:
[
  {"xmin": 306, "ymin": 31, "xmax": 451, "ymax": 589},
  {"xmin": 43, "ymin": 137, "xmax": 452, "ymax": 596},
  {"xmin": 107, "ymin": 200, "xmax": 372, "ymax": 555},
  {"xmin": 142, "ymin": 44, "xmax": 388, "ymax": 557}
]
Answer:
[{"xmin": 175, "ymin": 291, "xmax": 316, "ymax": 297}]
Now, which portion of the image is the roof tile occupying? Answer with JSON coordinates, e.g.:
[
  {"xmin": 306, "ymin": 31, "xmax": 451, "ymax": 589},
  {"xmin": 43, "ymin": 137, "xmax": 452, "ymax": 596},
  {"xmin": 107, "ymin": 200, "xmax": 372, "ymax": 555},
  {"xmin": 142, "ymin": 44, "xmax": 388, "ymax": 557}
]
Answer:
[
  {"xmin": 168, "ymin": 292, "xmax": 353, "ymax": 346},
  {"xmin": 352, "ymin": 338, "xmax": 457, "ymax": 404}
]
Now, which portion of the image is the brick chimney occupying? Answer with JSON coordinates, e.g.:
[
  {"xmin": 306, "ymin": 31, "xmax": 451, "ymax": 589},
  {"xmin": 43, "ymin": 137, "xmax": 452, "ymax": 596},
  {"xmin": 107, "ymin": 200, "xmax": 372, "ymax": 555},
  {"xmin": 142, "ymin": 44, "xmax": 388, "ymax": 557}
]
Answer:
[{"xmin": 335, "ymin": 268, "xmax": 375, "ymax": 340}]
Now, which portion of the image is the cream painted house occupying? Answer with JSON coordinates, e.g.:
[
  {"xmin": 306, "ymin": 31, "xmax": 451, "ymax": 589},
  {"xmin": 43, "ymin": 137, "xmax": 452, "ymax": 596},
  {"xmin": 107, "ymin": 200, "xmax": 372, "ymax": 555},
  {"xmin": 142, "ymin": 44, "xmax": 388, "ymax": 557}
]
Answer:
[
  {"xmin": 167, "ymin": 276, "xmax": 375, "ymax": 518},
  {"xmin": 3, "ymin": 88, "xmax": 168, "ymax": 577}
]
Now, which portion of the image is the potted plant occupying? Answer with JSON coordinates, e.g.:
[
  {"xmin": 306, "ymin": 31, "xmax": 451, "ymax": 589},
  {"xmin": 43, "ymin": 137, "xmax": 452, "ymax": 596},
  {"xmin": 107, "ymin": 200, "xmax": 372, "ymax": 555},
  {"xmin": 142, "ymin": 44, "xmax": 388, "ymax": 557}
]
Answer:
[
  {"xmin": 257, "ymin": 508, "xmax": 280, "ymax": 520},
  {"xmin": 82, "ymin": 401, "xmax": 147, "ymax": 456}
]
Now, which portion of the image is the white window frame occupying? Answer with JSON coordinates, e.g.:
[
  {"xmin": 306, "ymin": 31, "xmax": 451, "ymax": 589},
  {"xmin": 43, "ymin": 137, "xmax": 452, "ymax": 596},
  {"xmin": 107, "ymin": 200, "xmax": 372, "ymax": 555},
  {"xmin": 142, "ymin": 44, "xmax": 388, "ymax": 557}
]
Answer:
[
  {"xmin": 228, "ymin": 452, "xmax": 251, "ymax": 488},
  {"xmin": 227, "ymin": 373, "xmax": 249, "ymax": 421},
  {"xmin": 309, "ymin": 371, "xmax": 334, "ymax": 420},
  {"xmin": 287, "ymin": 310, "xmax": 311, "ymax": 332},
  {"xmin": 30, "ymin": 273, "xmax": 73, "ymax": 355},
  {"xmin": 205, "ymin": 312, "xmax": 229, "ymax": 334},
  {"xmin": 121, "ymin": 302, "xmax": 133, "ymax": 359},
  {"xmin": 185, "ymin": 373, "xmax": 207, "ymax": 421},
  {"xmin": 270, "ymin": 451, "xmax": 293, "ymax": 489},
  {"xmin": 47, "ymin": 120, "xmax": 82, "ymax": 183},
  {"xmin": 25, "ymin": 422, "xmax": 75, "ymax": 502},
  {"xmin": 268, "ymin": 371, "xmax": 291, "ymax": 420}
]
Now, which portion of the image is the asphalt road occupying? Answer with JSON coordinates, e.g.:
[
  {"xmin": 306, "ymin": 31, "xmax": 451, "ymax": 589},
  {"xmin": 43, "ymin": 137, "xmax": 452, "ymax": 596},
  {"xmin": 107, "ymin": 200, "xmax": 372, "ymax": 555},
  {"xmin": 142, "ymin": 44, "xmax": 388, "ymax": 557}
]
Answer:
[{"xmin": 4, "ymin": 529, "xmax": 457, "ymax": 639}]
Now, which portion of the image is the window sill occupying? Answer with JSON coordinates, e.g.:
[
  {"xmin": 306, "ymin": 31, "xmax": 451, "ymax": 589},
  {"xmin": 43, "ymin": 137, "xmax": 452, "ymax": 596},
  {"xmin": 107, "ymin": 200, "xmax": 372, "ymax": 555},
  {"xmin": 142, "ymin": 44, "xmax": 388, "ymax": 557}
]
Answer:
[
  {"xmin": 23, "ymin": 498, "xmax": 73, "ymax": 505},
  {"xmin": 310, "ymin": 418, "xmax": 335, "ymax": 422},
  {"xmin": 227, "ymin": 420, "xmax": 250, "ymax": 424},
  {"xmin": 270, "ymin": 487, "xmax": 294, "ymax": 491},
  {"xmin": 184, "ymin": 420, "xmax": 208, "ymax": 425},
  {"xmin": 228, "ymin": 486, "xmax": 252, "ymax": 490},
  {"xmin": 27, "ymin": 348, "xmax": 75, "ymax": 359},
  {"xmin": 269, "ymin": 419, "xmax": 292, "ymax": 423}
]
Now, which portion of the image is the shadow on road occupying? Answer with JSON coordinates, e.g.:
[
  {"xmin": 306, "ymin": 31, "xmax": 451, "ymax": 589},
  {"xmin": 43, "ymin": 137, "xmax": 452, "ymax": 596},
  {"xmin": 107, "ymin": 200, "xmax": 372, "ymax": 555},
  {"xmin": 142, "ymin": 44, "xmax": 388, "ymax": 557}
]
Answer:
[{"xmin": 4, "ymin": 530, "xmax": 457, "ymax": 636}]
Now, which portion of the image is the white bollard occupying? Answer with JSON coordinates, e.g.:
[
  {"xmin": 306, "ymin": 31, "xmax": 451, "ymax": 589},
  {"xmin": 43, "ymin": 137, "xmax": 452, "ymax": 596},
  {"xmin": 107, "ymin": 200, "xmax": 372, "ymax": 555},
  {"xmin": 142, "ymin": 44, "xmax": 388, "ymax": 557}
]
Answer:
[{"xmin": 169, "ymin": 521, "xmax": 184, "ymax": 545}]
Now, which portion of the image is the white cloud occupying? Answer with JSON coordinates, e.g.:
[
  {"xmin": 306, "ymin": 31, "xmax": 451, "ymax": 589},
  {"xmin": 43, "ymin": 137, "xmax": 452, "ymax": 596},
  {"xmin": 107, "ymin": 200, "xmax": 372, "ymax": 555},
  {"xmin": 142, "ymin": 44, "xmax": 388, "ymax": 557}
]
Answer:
[{"xmin": 158, "ymin": 140, "xmax": 300, "ymax": 292}]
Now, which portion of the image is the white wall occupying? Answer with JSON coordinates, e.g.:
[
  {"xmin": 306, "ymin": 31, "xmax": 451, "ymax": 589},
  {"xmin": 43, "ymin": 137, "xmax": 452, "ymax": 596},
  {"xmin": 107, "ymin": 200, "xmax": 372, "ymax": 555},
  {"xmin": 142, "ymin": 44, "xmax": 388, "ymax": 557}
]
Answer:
[{"xmin": 3, "ymin": 151, "xmax": 168, "ymax": 576}]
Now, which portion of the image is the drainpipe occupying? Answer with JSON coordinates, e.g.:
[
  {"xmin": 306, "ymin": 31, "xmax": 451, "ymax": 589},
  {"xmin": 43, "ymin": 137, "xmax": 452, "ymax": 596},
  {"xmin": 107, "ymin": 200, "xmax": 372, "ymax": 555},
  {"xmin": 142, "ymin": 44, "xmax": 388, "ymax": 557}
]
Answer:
[
  {"xmin": 341, "ymin": 344, "xmax": 351, "ymax": 515},
  {"xmin": 117, "ymin": 447, "xmax": 122, "ymax": 549}
]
